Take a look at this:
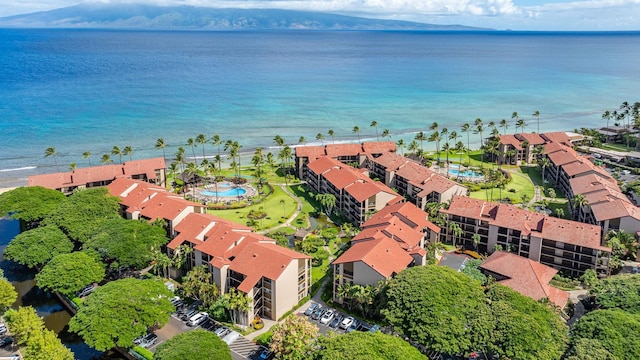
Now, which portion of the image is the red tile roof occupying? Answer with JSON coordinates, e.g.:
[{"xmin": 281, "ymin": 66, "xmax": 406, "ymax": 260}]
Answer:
[
  {"xmin": 333, "ymin": 237, "xmax": 413, "ymax": 278},
  {"xmin": 480, "ymin": 251, "xmax": 569, "ymax": 308},
  {"xmin": 368, "ymin": 202, "xmax": 440, "ymax": 234},
  {"xmin": 229, "ymin": 242, "xmax": 311, "ymax": 293},
  {"xmin": 517, "ymin": 133, "xmax": 546, "ymax": 145},
  {"xmin": 295, "ymin": 142, "xmax": 396, "ymax": 162},
  {"xmin": 324, "ymin": 168, "xmax": 362, "ymax": 190},
  {"xmin": 499, "ymin": 134, "xmax": 523, "ymax": 150},
  {"xmin": 541, "ymin": 132, "xmax": 572, "ymax": 145},
  {"xmin": 362, "ymin": 141, "xmax": 397, "ymax": 154},
  {"xmin": 306, "ymin": 156, "xmax": 341, "ymax": 175},
  {"xmin": 371, "ymin": 152, "xmax": 412, "ymax": 171},
  {"xmin": 28, "ymin": 158, "xmax": 166, "ymax": 190}
]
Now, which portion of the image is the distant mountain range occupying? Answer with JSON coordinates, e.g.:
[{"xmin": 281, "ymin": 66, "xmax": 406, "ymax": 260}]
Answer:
[{"xmin": 0, "ymin": 4, "xmax": 490, "ymax": 31}]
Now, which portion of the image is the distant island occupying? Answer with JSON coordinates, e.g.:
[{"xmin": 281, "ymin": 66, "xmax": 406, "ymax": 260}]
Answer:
[{"xmin": 0, "ymin": 4, "xmax": 492, "ymax": 31}]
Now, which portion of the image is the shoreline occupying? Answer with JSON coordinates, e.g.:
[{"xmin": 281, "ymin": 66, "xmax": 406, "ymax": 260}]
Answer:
[{"xmin": 0, "ymin": 187, "xmax": 17, "ymax": 195}]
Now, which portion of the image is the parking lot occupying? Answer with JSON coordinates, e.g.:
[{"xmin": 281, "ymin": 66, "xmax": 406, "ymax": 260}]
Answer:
[
  {"xmin": 299, "ymin": 301, "xmax": 378, "ymax": 336},
  {"xmin": 134, "ymin": 297, "xmax": 269, "ymax": 360}
]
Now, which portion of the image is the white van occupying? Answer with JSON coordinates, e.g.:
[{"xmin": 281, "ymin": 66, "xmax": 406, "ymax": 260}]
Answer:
[{"xmin": 187, "ymin": 312, "xmax": 208, "ymax": 327}]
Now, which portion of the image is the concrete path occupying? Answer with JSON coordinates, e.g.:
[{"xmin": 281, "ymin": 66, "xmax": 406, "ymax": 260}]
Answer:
[{"xmin": 257, "ymin": 184, "xmax": 305, "ymax": 235}]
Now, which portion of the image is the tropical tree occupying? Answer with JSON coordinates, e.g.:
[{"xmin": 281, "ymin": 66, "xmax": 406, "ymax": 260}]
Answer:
[
  {"xmin": 154, "ymin": 329, "xmax": 231, "ymax": 360},
  {"xmin": 314, "ymin": 331, "xmax": 424, "ymax": 360},
  {"xmin": 315, "ymin": 133, "xmax": 325, "ymax": 145},
  {"xmin": 5, "ymin": 306, "xmax": 74, "ymax": 359},
  {"xmin": 396, "ymin": 138, "xmax": 406, "ymax": 156},
  {"xmin": 449, "ymin": 222, "xmax": 463, "ymax": 248},
  {"xmin": 570, "ymin": 309, "xmax": 640, "ymax": 360},
  {"xmin": 327, "ymin": 129, "xmax": 335, "ymax": 144},
  {"xmin": 381, "ymin": 128, "xmax": 391, "ymax": 140},
  {"xmin": 0, "ymin": 186, "xmax": 65, "ymax": 224},
  {"xmin": 196, "ymin": 133, "xmax": 207, "ymax": 160},
  {"xmin": 461, "ymin": 123, "xmax": 471, "ymax": 163},
  {"xmin": 4, "ymin": 225, "xmax": 74, "ymax": 269},
  {"xmin": 499, "ymin": 118, "xmax": 509, "ymax": 135},
  {"xmin": 315, "ymin": 193, "xmax": 336, "ymax": 216},
  {"xmin": 428, "ymin": 131, "xmax": 441, "ymax": 164},
  {"xmin": 44, "ymin": 147, "xmax": 60, "ymax": 172},
  {"xmin": 182, "ymin": 265, "xmax": 220, "ymax": 308},
  {"xmin": 123, "ymin": 145, "xmax": 133, "ymax": 161},
  {"xmin": 511, "ymin": 112, "xmax": 520, "ymax": 133},
  {"xmin": 111, "ymin": 145, "xmax": 123, "ymax": 164},
  {"xmin": 572, "ymin": 193, "xmax": 589, "ymax": 222},
  {"xmin": 270, "ymin": 315, "xmax": 318, "ymax": 360},
  {"xmin": 352, "ymin": 126, "xmax": 360, "ymax": 141},
  {"xmin": 68, "ymin": 162, "xmax": 76, "ymax": 172},
  {"xmin": 472, "ymin": 233, "xmax": 481, "ymax": 250},
  {"xmin": 36, "ymin": 251, "xmax": 106, "ymax": 297},
  {"xmin": 415, "ymin": 131, "xmax": 426, "ymax": 152},
  {"xmin": 0, "ymin": 278, "xmax": 17, "ymax": 315},
  {"xmin": 83, "ymin": 151, "xmax": 92, "ymax": 166},
  {"xmin": 68, "ymin": 278, "xmax": 174, "ymax": 351},
  {"xmin": 533, "ymin": 110, "xmax": 540, "ymax": 133},
  {"xmin": 100, "ymin": 153, "xmax": 112, "ymax": 164},
  {"xmin": 298, "ymin": 136, "xmax": 307, "ymax": 146},
  {"xmin": 539, "ymin": 157, "xmax": 550, "ymax": 182},
  {"xmin": 370, "ymin": 120, "xmax": 379, "ymax": 141},
  {"xmin": 223, "ymin": 287, "xmax": 251, "ymax": 325},
  {"xmin": 155, "ymin": 138, "xmax": 167, "ymax": 162}
]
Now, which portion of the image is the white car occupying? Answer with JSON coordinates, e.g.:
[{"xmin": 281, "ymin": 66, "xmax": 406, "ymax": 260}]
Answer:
[
  {"xmin": 320, "ymin": 309, "xmax": 334, "ymax": 325},
  {"xmin": 187, "ymin": 312, "xmax": 208, "ymax": 327},
  {"xmin": 222, "ymin": 330, "xmax": 240, "ymax": 345},
  {"xmin": 340, "ymin": 316, "xmax": 354, "ymax": 330}
]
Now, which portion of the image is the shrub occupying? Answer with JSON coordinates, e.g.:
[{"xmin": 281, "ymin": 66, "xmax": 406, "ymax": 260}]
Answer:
[{"xmin": 132, "ymin": 345, "xmax": 154, "ymax": 360}]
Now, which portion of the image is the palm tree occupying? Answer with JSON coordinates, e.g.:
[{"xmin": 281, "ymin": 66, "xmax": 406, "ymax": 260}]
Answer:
[
  {"xmin": 474, "ymin": 119, "xmax": 484, "ymax": 167},
  {"xmin": 273, "ymin": 135, "xmax": 285, "ymax": 147},
  {"xmin": 370, "ymin": 120, "xmax": 379, "ymax": 141},
  {"xmin": 449, "ymin": 130, "xmax": 460, "ymax": 160},
  {"xmin": 511, "ymin": 112, "xmax": 520, "ymax": 134},
  {"xmin": 328, "ymin": 129, "xmax": 335, "ymax": 144},
  {"xmin": 352, "ymin": 126, "xmax": 360, "ymax": 141},
  {"xmin": 210, "ymin": 134, "xmax": 222, "ymax": 170},
  {"xmin": 429, "ymin": 121, "xmax": 439, "ymax": 132},
  {"xmin": 499, "ymin": 119, "xmax": 509, "ymax": 135},
  {"xmin": 601, "ymin": 111, "xmax": 611, "ymax": 143},
  {"xmin": 396, "ymin": 139, "xmax": 406, "ymax": 156},
  {"xmin": 461, "ymin": 123, "xmax": 471, "ymax": 163},
  {"xmin": 111, "ymin": 146, "xmax": 123, "ymax": 164},
  {"xmin": 532, "ymin": 110, "xmax": 540, "ymax": 133},
  {"xmin": 44, "ymin": 147, "xmax": 60, "ymax": 172},
  {"xmin": 516, "ymin": 118, "xmax": 526, "ymax": 134},
  {"xmin": 316, "ymin": 133, "xmax": 325, "ymax": 145},
  {"xmin": 298, "ymin": 136, "xmax": 307, "ymax": 146},
  {"xmin": 69, "ymin": 163, "xmax": 76, "ymax": 172},
  {"xmin": 472, "ymin": 233, "xmax": 481, "ymax": 251},
  {"xmin": 123, "ymin": 146, "xmax": 133, "ymax": 161},
  {"xmin": 539, "ymin": 157, "xmax": 550, "ymax": 182},
  {"xmin": 415, "ymin": 131, "xmax": 426, "ymax": 152},
  {"xmin": 100, "ymin": 154, "xmax": 112, "ymax": 164},
  {"xmin": 442, "ymin": 142, "xmax": 451, "ymax": 165},
  {"xmin": 186, "ymin": 138, "xmax": 197, "ymax": 162},
  {"xmin": 408, "ymin": 140, "xmax": 420, "ymax": 158},
  {"xmin": 428, "ymin": 131, "xmax": 441, "ymax": 165},
  {"xmin": 82, "ymin": 151, "xmax": 92, "ymax": 167},
  {"xmin": 155, "ymin": 138, "xmax": 167, "ymax": 163},
  {"xmin": 337, "ymin": 282, "xmax": 353, "ymax": 309},
  {"xmin": 196, "ymin": 134, "xmax": 207, "ymax": 160},
  {"xmin": 279, "ymin": 146, "xmax": 292, "ymax": 185},
  {"xmin": 175, "ymin": 147, "xmax": 186, "ymax": 173},
  {"xmin": 455, "ymin": 141, "xmax": 465, "ymax": 168},
  {"xmin": 572, "ymin": 194, "xmax": 589, "ymax": 222},
  {"xmin": 382, "ymin": 129, "xmax": 391, "ymax": 140},
  {"xmin": 449, "ymin": 222, "xmax": 463, "ymax": 248},
  {"xmin": 505, "ymin": 149, "xmax": 517, "ymax": 165}
]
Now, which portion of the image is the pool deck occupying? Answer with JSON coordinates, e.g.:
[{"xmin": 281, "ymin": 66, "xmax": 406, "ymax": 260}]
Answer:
[
  {"xmin": 191, "ymin": 183, "xmax": 258, "ymax": 204},
  {"xmin": 432, "ymin": 164, "xmax": 485, "ymax": 183}
]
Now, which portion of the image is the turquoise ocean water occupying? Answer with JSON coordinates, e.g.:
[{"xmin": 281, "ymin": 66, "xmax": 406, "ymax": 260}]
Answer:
[{"xmin": 1, "ymin": 29, "xmax": 640, "ymax": 187}]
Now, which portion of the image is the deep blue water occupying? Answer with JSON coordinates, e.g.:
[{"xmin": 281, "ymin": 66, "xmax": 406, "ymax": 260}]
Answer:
[{"xmin": 1, "ymin": 29, "xmax": 640, "ymax": 187}]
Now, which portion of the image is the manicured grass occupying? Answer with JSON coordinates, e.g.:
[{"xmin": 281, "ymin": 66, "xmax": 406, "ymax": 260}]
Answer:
[
  {"xmin": 546, "ymin": 201, "xmax": 570, "ymax": 219},
  {"xmin": 469, "ymin": 168, "xmax": 535, "ymax": 203},
  {"xmin": 600, "ymin": 143, "xmax": 631, "ymax": 152},
  {"xmin": 289, "ymin": 184, "xmax": 322, "ymax": 214},
  {"xmin": 208, "ymin": 185, "xmax": 297, "ymax": 229}
]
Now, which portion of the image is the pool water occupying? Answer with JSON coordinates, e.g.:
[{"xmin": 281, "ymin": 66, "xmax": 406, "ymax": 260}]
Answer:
[
  {"xmin": 201, "ymin": 188, "xmax": 247, "ymax": 197},
  {"xmin": 448, "ymin": 168, "xmax": 483, "ymax": 179}
]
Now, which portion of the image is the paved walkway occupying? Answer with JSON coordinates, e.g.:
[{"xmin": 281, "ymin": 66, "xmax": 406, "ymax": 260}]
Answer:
[{"xmin": 257, "ymin": 184, "xmax": 305, "ymax": 235}]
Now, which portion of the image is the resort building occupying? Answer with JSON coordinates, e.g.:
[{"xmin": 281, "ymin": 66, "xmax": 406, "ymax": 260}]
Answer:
[
  {"xmin": 294, "ymin": 141, "xmax": 396, "ymax": 179},
  {"xmin": 479, "ymin": 251, "xmax": 570, "ymax": 309},
  {"xmin": 28, "ymin": 157, "xmax": 167, "ymax": 194},
  {"xmin": 305, "ymin": 156, "xmax": 404, "ymax": 226},
  {"xmin": 440, "ymin": 196, "xmax": 611, "ymax": 276},
  {"xmin": 366, "ymin": 152, "xmax": 467, "ymax": 209},
  {"xmin": 492, "ymin": 131, "xmax": 581, "ymax": 165},
  {"xmin": 332, "ymin": 202, "xmax": 439, "ymax": 303},
  {"xmin": 107, "ymin": 178, "xmax": 311, "ymax": 323}
]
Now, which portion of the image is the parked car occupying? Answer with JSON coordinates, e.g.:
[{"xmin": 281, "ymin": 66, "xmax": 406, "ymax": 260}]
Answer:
[
  {"xmin": 329, "ymin": 314, "xmax": 343, "ymax": 328},
  {"xmin": 187, "ymin": 312, "xmax": 208, "ymax": 327},
  {"xmin": 0, "ymin": 336, "xmax": 13, "ymax": 348},
  {"xmin": 320, "ymin": 309, "xmax": 334, "ymax": 325},
  {"xmin": 139, "ymin": 333, "xmax": 158, "ymax": 348},
  {"xmin": 0, "ymin": 324, "xmax": 6, "ymax": 336},
  {"xmin": 259, "ymin": 348, "xmax": 272, "ymax": 360},
  {"xmin": 369, "ymin": 324, "xmax": 380, "ymax": 332},
  {"xmin": 214, "ymin": 326, "xmax": 230, "ymax": 338},
  {"xmin": 77, "ymin": 284, "xmax": 95, "ymax": 298},
  {"xmin": 181, "ymin": 308, "xmax": 198, "ymax": 321},
  {"xmin": 346, "ymin": 320, "xmax": 359, "ymax": 333},
  {"xmin": 340, "ymin": 316, "xmax": 354, "ymax": 330},
  {"xmin": 304, "ymin": 303, "xmax": 319, "ymax": 316},
  {"xmin": 222, "ymin": 330, "xmax": 240, "ymax": 345},
  {"xmin": 311, "ymin": 307, "xmax": 325, "ymax": 321}
]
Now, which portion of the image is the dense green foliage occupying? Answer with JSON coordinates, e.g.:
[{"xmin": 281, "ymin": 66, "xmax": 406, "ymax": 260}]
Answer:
[
  {"xmin": 0, "ymin": 186, "xmax": 65, "ymax": 223},
  {"xmin": 270, "ymin": 315, "xmax": 318, "ymax": 360},
  {"xmin": 0, "ymin": 277, "xmax": 18, "ymax": 315},
  {"xmin": 570, "ymin": 309, "xmax": 640, "ymax": 359},
  {"xmin": 44, "ymin": 188, "xmax": 121, "ymax": 243},
  {"xmin": 315, "ymin": 331, "xmax": 425, "ymax": 360},
  {"xmin": 36, "ymin": 252, "xmax": 105, "ymax": 297},
  {"xmin": 5, "ymin": 306, "xmax": 74, "ymax": 360},
  {"xmin": 68, "ymin": 278, "xmax": 174, "ymax": 351},
  {"xmin": 591, "ymin": 274, "xmax": 640, "ymax": 313},
  {"xmin": 485, "ymin": 285, "xmax": 568, "ymax": 360},
  {"xmin": 84, "ymin": 218, "xmax": 168, "ymax": 270},
  {"xmin": 382, "ymin": 266, "xmax": 568, "ymax": 359},
  {"xmin": 564, "ymin": 338, "xmax": 618, "ymax": 360},
  {"xmin": 460, "ymin": 258, "xmax": 487, "ymax": 283},
  {"xmin": 382, "ymin": 266, "xmax": 491, "ymax": 355},
  {"xmin": 153, "ymin": 329, "xmax": 231, "ymax": 360},
  {"xmin": 4, "ymin": 225, "xmax": 74, "ymax": 268}
]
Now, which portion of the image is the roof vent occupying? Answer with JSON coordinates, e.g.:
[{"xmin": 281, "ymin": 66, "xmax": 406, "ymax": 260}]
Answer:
[{"xmin": 253, "ymin": 254, "xmax": 257, "ymax": 257}]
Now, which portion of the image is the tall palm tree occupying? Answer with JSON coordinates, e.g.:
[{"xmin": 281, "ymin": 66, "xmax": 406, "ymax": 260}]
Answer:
[
  {"xmin": 516, "ymin": 118, "xmax": 526, "ymax": 134},
  {"xmin": 175, "ymin": 147, "xmax": 186, "ymax": 173},
  {"xmin": 415, "ymin": 131, "xmax": 426, "ymax": 152},
  {"xmin": 408, "ymin": 140, "xmax": 420, "ymax": 158},
  {"xmin": 210, "ymin": 134, "xmax": 222, "ymax": 169},
  {"xmin": 449, "ymin": 131, "xmax": 460, "ymax": 162},
  {"xmin": 196, "ymin": 134, "xmax": 207, "ymax": 160},
  {"xmin": 429, "ymin": 121, "xmax": 439, "ymax": 132},
  {"xmin": 69, "ymin": 163, "xmax": 76, "ymax": 172},
  {"xmin": 449, "ymin": 222, "xmax": 463, "ymax": 248},
  {"xmin": 273, "ymin": 135, "xmax": 285, "ymax": 147},
  {"xmin": 499, "ymin": 119, "xmax": 509, "ymax": 135},
  {"xmin": 455, "ymin": 141, "xmax": 465, "ymax": 168},
  {"xmin": 155, "ymin": 138, "xmax": 167, "ymax": 163},
  {"xmin": 298, "ymin": 136, "xmax": 307, "ymax": 146},
  {"xmin": 511, "ymin": 112, "xmax": 521, "ymax": 133},
  {"xmin": 532, "ymin": 110, "xmax": 540, "ymax": 133},
  {"xmin": 123, "ymin": 146, "xmax": 133, "ymax": 161},
  {"xmin": 370, "ymin": 120, "xmax": 379, "ymax": 141},
  {"xmin": 428, "ymin": 131, "xmax": 441, "ymax": 165},
  {"xmin": 382, "ymin": 129, "xmax": 391, "ymax": 140},
  {"xmin": 111, "ymin": 146, "xmax": 123, "ymax": 164},
  {"xmin": 186, "ymin": 138, "xmax": 197, "ymax": 162},
  {"xmin": 100, "ymin": 154, "xmax": 112, "ymax": 164},
  {"xmin": 539, "ymin": 157, "xmax": 550, "ymax": 182},
  {"xmin": 442, "ymin": 142, "xmax": 451, "ymax": 165},
  {"xmin": 316, "ymin": 133, "xmax": 325, "ymax": 145},
  {"xmin": 44, "ymin": 147, "xmax": 60, "ymax": 172},
  {"xmin": 328, "ymin": 129, "xmax": 335, "ymax": 144},
  {"xmin": 396, "ymin": 139, "xmax": 406, "ymax": 156},
  {"xmin": 461, "ymin": 123, "xmax": 471, "ymax": 163},
  {"xmin": 82, "ymin": 151, "xmax": 92, "ymax": 167},
  {"xmin": 572, "ymin": 194, "xmax": 589, "ymax": 222},
  {"xmin": 601, "ymin": 111, "xmax": 611, "ymax": 143},
  {"xmin": 352, "ymin": 126, "xmax": 361, "ymax": 141}
]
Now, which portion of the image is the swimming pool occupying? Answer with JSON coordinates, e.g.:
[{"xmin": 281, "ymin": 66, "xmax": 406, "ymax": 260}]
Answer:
[
  {"xmin": 448, "ymin": 168, "xmax": 483, "ymax": 179},
  {"xmin": 201, "ymin": 188, "xmax": 247, "ymax": 197}
]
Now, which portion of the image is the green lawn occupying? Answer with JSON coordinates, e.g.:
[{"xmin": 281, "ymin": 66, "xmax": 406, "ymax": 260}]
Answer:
[
  {"xmin": 208, "ymin": 185, "xmax": 297, "ymax": 229},
  {"xmin": 289, "ymin": 184, "xmax": 322, "ymax": 214},
  {"xmin": 469, "ymin": 167, "xmax": 535, "ymax": 203}
]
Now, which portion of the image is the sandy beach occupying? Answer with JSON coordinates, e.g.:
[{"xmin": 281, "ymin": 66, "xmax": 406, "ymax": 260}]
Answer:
[{"xmin": 0, "ymin": 187, "xmax": 17, "ymax": 195}]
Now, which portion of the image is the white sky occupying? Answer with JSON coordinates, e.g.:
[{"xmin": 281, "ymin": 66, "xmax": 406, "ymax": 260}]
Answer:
[{"xmin": 1, "ymin": 0, "xmax": 639, "ymax": 30}]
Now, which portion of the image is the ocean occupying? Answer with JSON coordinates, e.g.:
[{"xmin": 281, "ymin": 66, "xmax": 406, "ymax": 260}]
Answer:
[{"xmin": 1, "ymin": 29, "xmax": 640, "ymax": 187}]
